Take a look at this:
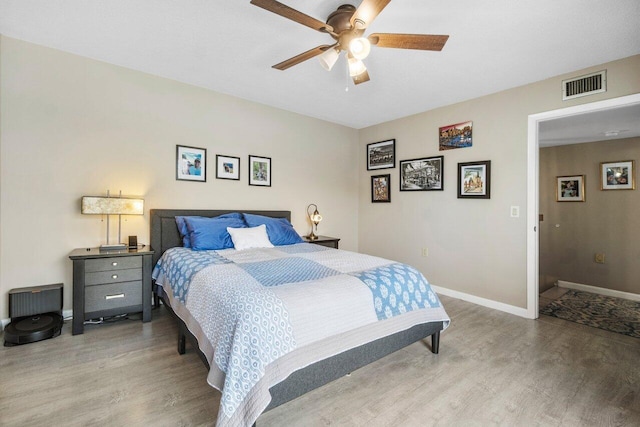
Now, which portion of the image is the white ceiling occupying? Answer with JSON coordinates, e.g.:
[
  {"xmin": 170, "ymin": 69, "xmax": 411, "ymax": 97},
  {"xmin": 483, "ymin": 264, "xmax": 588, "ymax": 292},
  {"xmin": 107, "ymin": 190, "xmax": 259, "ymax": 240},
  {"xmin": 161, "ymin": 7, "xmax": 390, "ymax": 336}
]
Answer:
[
  {"xmin": 1, "ymin": 0, "xmax": 639, "ymax": 131},
  {"xmin": 539, "ymin": 103, "xmax": 640, "ymax": 148}
]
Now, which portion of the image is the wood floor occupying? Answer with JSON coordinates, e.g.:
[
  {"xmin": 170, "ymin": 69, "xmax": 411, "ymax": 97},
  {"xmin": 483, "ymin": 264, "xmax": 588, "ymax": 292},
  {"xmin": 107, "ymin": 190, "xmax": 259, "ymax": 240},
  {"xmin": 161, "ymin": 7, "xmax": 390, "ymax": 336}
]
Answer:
[{"xmin": 1, "ymin": 295, "xmax": 639, "ymax": 427}]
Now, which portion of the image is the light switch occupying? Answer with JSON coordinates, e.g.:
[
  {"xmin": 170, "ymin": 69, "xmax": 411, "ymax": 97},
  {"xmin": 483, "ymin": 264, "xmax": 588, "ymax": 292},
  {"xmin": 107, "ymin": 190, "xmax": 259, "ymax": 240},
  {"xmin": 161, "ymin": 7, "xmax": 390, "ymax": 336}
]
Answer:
[{"xmin": 510, "ymin": 206, "xmax": 520, "ymax": 218}]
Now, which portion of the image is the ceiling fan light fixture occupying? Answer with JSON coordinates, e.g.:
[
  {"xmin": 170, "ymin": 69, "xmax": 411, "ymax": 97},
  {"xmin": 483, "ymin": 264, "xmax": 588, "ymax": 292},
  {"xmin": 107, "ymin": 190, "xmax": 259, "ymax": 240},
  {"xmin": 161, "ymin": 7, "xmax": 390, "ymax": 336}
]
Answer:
[
  {"xmin": 318, "ymin": 47, "xmax": 340, "ymax": 71},
  {"xmin": 349, "ymin": 37, "xmax": 371, "ymax": 60},
  {"xmin": 348, "ymin": 56, "xmax": 367, "ymax": 77}
]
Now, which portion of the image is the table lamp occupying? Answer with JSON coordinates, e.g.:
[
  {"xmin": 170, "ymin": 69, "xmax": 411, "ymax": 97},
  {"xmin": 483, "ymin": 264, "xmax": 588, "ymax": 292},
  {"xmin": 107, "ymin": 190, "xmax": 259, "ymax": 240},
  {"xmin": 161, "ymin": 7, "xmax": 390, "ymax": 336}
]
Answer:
[
  {"xmin": 82, "ymin": 191, "xmax": 144, "ymax": 251},
  {"xmin": 306, "ymin": 204, "xmax": 323, "ymax": 240}
]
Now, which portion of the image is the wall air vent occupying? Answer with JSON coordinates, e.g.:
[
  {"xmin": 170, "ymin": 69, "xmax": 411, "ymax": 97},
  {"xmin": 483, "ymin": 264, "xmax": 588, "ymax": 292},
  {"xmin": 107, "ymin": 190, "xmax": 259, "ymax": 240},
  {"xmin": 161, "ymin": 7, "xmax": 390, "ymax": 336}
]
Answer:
[{"xmin": 562, "ymin": 70, "xmax": 606, "ymax": 101}]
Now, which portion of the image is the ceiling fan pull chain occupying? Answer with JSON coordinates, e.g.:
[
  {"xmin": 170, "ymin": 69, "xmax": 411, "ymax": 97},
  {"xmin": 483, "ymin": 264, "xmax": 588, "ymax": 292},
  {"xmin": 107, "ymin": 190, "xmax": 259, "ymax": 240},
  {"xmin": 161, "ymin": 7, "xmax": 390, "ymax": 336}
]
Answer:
[{"xmin": 345, "ymin": 57, "xmax": 350, "ymax": 92}]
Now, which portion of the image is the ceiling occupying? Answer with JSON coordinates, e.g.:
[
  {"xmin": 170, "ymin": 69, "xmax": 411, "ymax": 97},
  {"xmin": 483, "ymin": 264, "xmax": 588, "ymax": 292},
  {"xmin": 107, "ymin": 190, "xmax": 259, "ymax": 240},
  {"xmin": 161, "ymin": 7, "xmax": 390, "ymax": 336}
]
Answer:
[
  {"xmin": 539, "ymin": 102, "xmax": 640, "ymax": 148},
  {"xmin": 1, "ymin": 0, "xmax": 639, "ymax": 131}
]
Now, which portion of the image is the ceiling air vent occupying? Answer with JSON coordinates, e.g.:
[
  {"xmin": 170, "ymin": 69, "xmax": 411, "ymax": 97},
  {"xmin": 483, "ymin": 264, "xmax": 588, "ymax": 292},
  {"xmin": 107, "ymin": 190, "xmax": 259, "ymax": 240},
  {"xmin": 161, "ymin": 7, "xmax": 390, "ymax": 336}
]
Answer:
[{"xmin": 562, "ymin": 70, "xmax": 606, "ymax": 101}]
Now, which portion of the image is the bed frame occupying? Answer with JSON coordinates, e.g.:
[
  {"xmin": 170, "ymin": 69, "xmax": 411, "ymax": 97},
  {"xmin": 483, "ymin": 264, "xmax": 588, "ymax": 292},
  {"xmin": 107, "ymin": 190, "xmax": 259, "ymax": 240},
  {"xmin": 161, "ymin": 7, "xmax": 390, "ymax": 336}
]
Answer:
[{"xmin": 150, "ymin": 209, "xmax": 444, "ymax": 419}]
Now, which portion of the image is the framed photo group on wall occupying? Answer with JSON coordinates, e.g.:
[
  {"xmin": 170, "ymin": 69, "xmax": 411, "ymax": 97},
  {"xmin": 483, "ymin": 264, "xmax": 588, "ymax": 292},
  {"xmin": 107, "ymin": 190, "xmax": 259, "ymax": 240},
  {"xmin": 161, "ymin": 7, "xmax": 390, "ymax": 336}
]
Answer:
[
  {"xmin": 365, "ymin": 131, "xmax": 495, "ymax": 203},
  {"xmin": 176, "ymin": 145, "xmax": 272, "ymax": 187}
]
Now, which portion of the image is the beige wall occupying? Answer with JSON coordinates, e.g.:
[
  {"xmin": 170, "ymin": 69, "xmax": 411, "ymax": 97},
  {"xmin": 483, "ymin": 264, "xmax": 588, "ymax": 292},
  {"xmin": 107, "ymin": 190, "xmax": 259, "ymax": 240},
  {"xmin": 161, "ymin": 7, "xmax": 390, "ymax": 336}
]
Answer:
[
  {"xmin": 539, "ymin": 137, "xmax": 640, "ymax": 294},
  {"xmin": 0, "ymin": 36, "xmax": 359, "ymax": 320},
  {"xmin": 1, "ymin": 34, "xmax": 639, "ymax": 321},
  {"xmin": 358, "ymin": 55, "xmax": 640, "ymax": 309}
]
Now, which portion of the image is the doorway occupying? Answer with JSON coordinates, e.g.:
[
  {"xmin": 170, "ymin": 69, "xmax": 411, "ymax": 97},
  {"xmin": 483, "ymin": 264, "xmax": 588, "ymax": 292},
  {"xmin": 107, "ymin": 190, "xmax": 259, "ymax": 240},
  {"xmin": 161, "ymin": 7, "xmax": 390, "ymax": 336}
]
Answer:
[{"xmin": 526, "ymin": 93, "xmax": 640, "ymax": 319}]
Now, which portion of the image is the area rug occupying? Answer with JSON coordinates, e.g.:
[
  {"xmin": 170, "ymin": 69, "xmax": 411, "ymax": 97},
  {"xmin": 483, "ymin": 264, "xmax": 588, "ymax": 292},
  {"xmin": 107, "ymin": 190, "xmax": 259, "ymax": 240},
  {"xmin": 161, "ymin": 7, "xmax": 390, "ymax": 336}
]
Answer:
[{"xmin": 540, "ymin": 289, "xmax": 640, "ymax": 338}]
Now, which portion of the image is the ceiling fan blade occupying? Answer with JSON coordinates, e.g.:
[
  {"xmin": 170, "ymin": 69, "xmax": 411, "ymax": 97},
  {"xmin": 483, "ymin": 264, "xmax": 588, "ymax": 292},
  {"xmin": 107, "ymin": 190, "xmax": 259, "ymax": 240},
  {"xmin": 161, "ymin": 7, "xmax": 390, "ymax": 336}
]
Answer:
[
  {"xmin": 272, "ymin": 45, "xmax": 332, "ymax": 70},
  {"xmin": 368, "ymin": 33, "xmax": 449, "ymax": 51},
  {"xmin": 250, "ymin": 0, "xmax": 333, "ymax": 33},
  {"xmin": 350, "ymin": 0, "xmax": 391, "ymax": 30},
  {"xmin": 352, "ymin": 69, "xmax": 370, "ymax": 85}
]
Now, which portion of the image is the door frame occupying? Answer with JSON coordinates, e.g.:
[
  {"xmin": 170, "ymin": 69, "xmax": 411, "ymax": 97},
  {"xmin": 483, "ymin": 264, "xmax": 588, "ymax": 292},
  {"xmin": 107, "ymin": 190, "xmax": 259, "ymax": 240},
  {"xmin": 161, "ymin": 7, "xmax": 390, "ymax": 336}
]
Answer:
[{"xmin": 526, "ymin": 93, "xmax": 640, "ymax": 319}]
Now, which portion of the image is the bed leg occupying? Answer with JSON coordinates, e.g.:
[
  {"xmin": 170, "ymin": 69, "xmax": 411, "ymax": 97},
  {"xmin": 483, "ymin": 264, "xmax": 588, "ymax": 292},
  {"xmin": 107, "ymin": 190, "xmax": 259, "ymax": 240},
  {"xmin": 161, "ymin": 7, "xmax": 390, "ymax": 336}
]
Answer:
[
  {"xmin": 431, "ymin": 331, "xmax": 440, "ymax": 354},
  {"xmin": 178, "ymin": 328, "xmax": 186, "ymax": 355},
  {"xmin": 152, "ymin": 281, "xmax": 161, "ymax": 308}
]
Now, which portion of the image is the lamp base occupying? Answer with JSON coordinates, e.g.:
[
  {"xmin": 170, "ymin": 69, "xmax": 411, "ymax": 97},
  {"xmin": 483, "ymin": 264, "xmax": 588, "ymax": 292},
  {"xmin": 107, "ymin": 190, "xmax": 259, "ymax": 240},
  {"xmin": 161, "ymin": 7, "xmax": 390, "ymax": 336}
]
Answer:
[
  {"xmin": 307, "ymin": 233, "xmax": 318, "ymax": 240},
  {"xmin": 100, "ymin": 243, "xmax": 128, "ymax": 252}
]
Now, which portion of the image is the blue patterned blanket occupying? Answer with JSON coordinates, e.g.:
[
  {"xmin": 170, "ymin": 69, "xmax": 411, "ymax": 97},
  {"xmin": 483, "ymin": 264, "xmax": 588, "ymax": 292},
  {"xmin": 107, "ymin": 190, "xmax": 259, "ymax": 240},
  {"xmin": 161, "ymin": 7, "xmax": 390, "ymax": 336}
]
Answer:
[{"xmin": 153, "ymin": 243, "xmax": 449, "ymax": 427}]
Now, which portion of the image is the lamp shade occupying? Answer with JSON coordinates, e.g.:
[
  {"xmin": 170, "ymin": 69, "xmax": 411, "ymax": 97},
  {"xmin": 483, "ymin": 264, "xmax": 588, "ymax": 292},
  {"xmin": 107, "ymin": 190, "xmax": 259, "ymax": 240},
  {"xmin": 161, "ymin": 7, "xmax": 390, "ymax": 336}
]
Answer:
[
  {"xmin": 81, "ymin": 196, "xmax": 144, "ymax": 215},
  {"xmin": 349, "ymin": 37, "xmax": 371, "ymax": 60},
  {"xmin": 318, "ymin": 47, "xmax": 340, "ymax": 71},
  {"xmin": 310, "ymin": 211, "xmax": 323, "ymax": 225},
  {"xmin": 348, "ymin": 56, "xmax": 367, "ymax": 77}
]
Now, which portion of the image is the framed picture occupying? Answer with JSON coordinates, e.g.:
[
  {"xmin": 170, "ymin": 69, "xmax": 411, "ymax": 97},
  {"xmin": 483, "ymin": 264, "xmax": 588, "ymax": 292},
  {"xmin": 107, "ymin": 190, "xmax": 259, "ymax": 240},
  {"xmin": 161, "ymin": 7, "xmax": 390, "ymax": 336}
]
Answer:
[
  {"xmin": 367, "ymin": 139, "xmax": 395, "ymax": 170},
  {"xmin": 176, "ymin": 145, "xmax": 206, "ymax": 182},
  {"xmin": 600, "ymin": 160, "xmax": 635, "ymax": 190},
  {"xmin": 439, "ymin": 121, "xmax": 473, "ymax": 150},
  {"xmin": 249, "ymin": 155, "xmax": 271, "ymax": 187},
  {"xmin": 458, "ymin": 160, "xmax": 491, "ymax": 199},
  {"xmin": 399, "ymin": 156, "xmax": 444, "ymax": 191},
  {"xmin": 216, "ymin": 155, "xmax": 240, "ymax": 180},
  {"xmin": 371, "ymin": 174, "xmax": 391, "ymax": 203},
  {"xmin": 556, "ymin": 175, "xmax": 585, "ymax": 202}
]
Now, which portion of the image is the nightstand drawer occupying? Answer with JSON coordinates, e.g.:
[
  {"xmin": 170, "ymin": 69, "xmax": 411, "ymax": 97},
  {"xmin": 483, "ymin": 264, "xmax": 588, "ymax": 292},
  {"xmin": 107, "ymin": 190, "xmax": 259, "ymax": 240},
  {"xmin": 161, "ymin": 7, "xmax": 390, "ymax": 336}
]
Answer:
[
  {"xmin": 85, "ymin": 281, "xmax": 143, "ymax": 313},
  {"xmin": 85, "ymin": 268, "xmax": 142, "ymax": 286},
  {"xmin": 85, "ymin": 256, "xmax": 142, "ymax": 273}
]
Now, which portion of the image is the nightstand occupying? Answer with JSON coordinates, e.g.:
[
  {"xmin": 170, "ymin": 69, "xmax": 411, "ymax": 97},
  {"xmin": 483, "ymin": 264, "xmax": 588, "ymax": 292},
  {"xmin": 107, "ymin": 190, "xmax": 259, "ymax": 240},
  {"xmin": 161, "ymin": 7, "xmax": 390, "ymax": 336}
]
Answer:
[
  {"xmin": 69, "ymin": 246, "xmax": 154, "ymax": 335},
  {"xmin": 302, "ymin": 235, "xmax": 340, "ymax": 249}
]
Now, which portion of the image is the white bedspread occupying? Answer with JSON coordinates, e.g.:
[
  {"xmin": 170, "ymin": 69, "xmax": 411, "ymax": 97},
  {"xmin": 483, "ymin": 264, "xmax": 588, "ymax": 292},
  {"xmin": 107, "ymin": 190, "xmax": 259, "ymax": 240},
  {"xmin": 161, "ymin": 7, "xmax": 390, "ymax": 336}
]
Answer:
[{"xmin": 152, "ymin": 243, "xmax": 450, "ymax": 426}]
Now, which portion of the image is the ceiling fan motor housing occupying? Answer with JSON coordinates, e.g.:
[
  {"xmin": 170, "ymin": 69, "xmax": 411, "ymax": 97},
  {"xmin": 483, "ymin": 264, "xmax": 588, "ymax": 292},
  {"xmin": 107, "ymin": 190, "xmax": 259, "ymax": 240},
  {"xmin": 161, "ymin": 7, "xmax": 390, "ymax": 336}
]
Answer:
[{"xmin": 326, "ymin": 4, "xmax": 364, "ymax": 49}]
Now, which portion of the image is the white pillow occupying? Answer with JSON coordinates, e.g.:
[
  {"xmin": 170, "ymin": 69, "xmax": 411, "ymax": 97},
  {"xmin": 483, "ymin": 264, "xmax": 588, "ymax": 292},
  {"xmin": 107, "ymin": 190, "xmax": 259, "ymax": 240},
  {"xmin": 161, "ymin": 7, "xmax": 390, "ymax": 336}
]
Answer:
[{"xmin": 227, "ymin": 225, "xmax": 274, "ymax": 251}]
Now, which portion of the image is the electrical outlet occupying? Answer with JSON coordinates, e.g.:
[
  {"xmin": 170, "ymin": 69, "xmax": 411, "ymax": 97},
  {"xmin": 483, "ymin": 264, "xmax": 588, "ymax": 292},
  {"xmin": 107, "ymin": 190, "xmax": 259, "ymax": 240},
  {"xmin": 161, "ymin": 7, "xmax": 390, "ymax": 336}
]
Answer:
[
  {"xmin": 595, "ymin": 253, "xmax": 605, "ymax": 264},
  {"xmin": 421, "ymin": 248, "xmax": 429, "ymax": 257}
]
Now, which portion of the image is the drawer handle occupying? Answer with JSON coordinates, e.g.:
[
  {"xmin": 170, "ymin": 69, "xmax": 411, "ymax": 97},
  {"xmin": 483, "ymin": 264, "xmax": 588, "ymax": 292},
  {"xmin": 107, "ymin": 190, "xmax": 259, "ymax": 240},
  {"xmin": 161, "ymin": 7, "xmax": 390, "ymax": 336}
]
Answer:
[
  {"xmin": 112, "ymin": 274, "xmax": 118, "ymax": 279},
  {"xmin": 105, "ymin": 293, "xmax": 125, "ymax": 300},
  {"xmin": 112, "ymin": 261, "xmax": 118, "ymax": 266}
]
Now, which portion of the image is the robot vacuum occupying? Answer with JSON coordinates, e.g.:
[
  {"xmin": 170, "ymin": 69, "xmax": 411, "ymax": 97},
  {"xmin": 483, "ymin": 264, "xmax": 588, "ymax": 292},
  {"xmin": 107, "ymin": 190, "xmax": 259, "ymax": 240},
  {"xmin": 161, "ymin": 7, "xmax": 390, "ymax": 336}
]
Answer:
[{"xmin": 4, "ymin": 312, "xmax": 63, "ymax": 346}]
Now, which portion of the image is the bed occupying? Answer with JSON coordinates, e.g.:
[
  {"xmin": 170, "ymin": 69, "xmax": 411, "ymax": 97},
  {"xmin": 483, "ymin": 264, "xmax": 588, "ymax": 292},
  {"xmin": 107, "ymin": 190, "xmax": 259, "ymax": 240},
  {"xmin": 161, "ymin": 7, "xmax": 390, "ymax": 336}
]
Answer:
[{"xmin": 150, "ymin": 209, "xmax": 450, "ymax": 427}]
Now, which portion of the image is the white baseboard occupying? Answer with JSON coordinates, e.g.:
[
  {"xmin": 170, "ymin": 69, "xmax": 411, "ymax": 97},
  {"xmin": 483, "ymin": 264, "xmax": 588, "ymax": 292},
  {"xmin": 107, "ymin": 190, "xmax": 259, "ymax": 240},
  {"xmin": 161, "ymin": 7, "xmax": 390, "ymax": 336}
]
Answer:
[
  {"xmin": 557, "ymin": 280, "xmax": 640, "ymax": 302},
  {"xmin": 431, "ymin": 285, "xmax": 531, "ymax": 319},
  {"xmin": 1, "ymin": 309, "xmax": 73, "ymax": 332}
]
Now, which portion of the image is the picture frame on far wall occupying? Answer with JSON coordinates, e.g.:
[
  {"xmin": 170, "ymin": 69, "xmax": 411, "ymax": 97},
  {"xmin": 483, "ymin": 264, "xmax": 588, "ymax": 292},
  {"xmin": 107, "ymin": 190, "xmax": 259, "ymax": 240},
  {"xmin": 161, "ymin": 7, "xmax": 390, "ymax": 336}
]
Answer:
[
  {"xmin": 458, "ymin": 160, "xmax": 491, "ymax": 199},
  {"xmin": 367, "ymin": 139, "xmax": 395, "ymax": 170},
  {"xmin": 216, "ymin": 155, "xmax": 240, "ymax": 180},
  {"xmin": 176, "ymin": 145, "xmax": 206, "ymax": 182},
  {"xmin": 399, "ymin": 156, "xmax": 444, "ymax": 191},
  {"xmin": 556, "ymin": 175, "xmax": 585, "ymax": 202},
  {"xmin": 600, "ymin": 160, "xmax": 635, "ymax": 190},
  {"xmin": 249, "ymin": 155, "xmax": 271, "ymax": 187},
  {"xmin": 371, "ymin": 174, "xmax": 391, "ymax": 203}
]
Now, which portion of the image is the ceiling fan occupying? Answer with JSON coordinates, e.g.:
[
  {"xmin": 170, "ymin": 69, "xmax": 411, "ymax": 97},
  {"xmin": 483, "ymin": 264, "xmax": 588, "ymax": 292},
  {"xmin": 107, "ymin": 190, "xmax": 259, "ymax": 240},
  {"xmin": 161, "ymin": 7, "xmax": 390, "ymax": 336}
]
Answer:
[{"xmin": 250, "ymin": 0, "xmax": 449, "ymax": 85}]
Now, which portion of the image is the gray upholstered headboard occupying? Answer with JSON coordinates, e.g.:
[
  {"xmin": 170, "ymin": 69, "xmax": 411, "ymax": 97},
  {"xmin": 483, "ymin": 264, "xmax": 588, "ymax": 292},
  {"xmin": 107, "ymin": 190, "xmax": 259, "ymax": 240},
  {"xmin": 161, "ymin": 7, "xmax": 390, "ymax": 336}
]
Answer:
[{"xmin": 149, "ymin": 209, "xmax": 291, "ymax": 266}]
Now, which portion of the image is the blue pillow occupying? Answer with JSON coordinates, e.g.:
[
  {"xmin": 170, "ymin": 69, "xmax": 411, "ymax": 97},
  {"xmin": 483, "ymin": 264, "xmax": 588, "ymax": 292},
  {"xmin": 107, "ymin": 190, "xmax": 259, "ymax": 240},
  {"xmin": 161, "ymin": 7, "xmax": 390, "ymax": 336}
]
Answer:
[
  {"xmin": 181, "ymin": 213, "xmax": 246, "ymax": 250},
  {"xmin": 243, "ymin": 213, "xmax": 303, "ymax": 246},
  {"xmin": 175, "ymin": 216, "xmax": 204, "ymax": 248}
]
